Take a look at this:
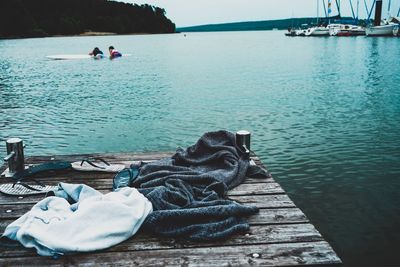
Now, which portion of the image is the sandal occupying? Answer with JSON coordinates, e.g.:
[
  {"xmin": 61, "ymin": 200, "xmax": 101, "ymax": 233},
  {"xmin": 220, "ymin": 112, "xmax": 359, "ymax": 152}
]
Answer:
[
  {"xmin": 2, "ymin": 161, "xmax": 71, "ymax": 179},
  {"xmin": 112, "ymin": 164, "xmax": 141, "ymax": 191},
  {"xmin": 0, "ymin": 180, "xmax": 58, "ymax": 196},
  {"xmin": 72, "ymin": 158, "xmax": 125, "ymax": 173}
]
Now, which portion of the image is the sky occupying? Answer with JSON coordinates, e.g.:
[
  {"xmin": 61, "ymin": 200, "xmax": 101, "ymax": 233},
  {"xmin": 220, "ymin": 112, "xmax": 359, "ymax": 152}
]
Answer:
[{"xmin": 129, "ymin": 0, "xmax": 400, "ymax": 27}]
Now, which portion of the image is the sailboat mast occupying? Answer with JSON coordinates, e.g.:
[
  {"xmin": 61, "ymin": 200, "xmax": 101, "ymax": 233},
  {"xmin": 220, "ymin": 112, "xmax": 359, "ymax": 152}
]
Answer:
[
  {"xmin": 317, "ymin": 0, "xmax": 320, "ymax": 24},
  {"xmin": 335, "ymin": 0, "xmax": 342, "ymax": 17},
  {"xmin": 356, "ymin": 0, "xmax": 360, "ymax": 20},
  {"xmin": 322, "ymin": 0, "xmax": 328, "ymax": 18},
  {"xmin": 367, "ymin": 0, "xmax": 376, "ymax": 21},
  {"xmin": 364, "ymin": 0, "xmax": 369, "ymax": 15},
  {"xmin": 349, "ymin": 0, "xmax": 356, "ymax": 19},
  {"xmin": 387, "ymin": 0, "xmax": 391, "ymax": 16}
]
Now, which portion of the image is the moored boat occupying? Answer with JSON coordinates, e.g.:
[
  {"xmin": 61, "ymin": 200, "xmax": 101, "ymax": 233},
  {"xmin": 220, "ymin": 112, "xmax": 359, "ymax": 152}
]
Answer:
[
  {"xmin": 366, "ymin": 22, "xmax": 397, "ymax": 36},
  {"xmin": 305, "ymin": 26, "xmax": 330, "ymax": 36},
  {"xmin": 285, "ymin": 28, "xmax": 297, "ymax": 36},
  {"xmin": 329, "ymin": 24, "xmax": 366, "ymax": 36},
  {"xmin": 366, "ymin": 1, "xmax": 400, "ymax": 36}
]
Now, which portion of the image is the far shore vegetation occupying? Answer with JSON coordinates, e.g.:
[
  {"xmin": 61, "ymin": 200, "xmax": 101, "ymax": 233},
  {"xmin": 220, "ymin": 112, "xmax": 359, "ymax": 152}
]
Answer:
[
  {"xmin": 0, "ymin": 0, "xmax": 176, "ymax": 39},
  {"xmin": 177, "ymin": 16, "xmax": 368, "ymax": 32}
]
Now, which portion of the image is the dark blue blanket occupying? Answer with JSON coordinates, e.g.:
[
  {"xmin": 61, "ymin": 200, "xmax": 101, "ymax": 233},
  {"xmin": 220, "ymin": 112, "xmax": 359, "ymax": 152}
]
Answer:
[{"xmin": 131, "ymin": 130, "xmax": 269, "ymax": 241}]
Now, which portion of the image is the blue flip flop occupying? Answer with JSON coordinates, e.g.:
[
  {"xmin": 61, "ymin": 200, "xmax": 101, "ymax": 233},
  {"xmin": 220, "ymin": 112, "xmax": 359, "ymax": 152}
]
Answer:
[
  {"xmin": 10, "ymin": 161, "xmax": 72, "ymax": 180},
  {"xmin": 112, "ymin": 164, "xmax": 142, "ymax": 191}
]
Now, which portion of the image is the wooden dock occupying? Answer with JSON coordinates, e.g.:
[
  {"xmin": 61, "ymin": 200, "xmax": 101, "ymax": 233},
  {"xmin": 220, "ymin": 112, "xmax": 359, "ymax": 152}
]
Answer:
[{"xmin": 0, "ymin": 152, "xmax": 342, "ymax": 266}]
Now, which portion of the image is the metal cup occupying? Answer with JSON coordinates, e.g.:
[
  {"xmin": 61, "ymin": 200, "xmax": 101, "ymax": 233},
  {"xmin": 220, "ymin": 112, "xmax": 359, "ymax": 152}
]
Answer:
[
  {"xmin": 236, "ymin": 130, "xmax": 251, "ymax": 155},
  {"xmin": 4, "ymin": 138, "xmax": 25, "ymax": 175}
]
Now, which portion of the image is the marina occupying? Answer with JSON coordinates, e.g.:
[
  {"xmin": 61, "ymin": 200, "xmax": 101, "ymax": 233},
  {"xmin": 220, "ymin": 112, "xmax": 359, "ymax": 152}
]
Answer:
[
  {"xmin": 285, "ymin": 0, "xmax": 400, "ymax": 37},
  {"xmin": 0, "ymin": 151, "xmax": 342, "ymax": 266}
]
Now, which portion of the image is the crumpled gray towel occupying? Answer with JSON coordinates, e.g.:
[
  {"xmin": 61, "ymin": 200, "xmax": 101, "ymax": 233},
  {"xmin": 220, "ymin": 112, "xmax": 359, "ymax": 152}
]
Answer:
[{"xmin": 131, "ymin": 130, "xmax": 269, "ymax": 241}]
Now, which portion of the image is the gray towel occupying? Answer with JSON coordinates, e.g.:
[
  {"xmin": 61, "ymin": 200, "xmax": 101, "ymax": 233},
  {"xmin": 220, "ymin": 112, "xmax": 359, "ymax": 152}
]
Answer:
[{"xmin": 132, "ymin": 130, "xmax": 269, "ymax": 241}]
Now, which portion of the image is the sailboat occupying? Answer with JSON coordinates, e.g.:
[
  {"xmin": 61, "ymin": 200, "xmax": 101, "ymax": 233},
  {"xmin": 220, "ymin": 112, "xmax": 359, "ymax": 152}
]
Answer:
[
  {"xmin": 305, "ymin": 26, "xmax": 330, "ymax": 36},
  {"xmin": 329, "ymin": 24, "xmax": 366, "ymax": 36},
  {"xmin": 305, "ymin": 0, "xmax": 330, "ymax": 36},
  {"xmin": 366, "ymin": 0, "xmax": 399, "ymax": 36},
  {"xmin": 328, "ymin": 0, "xmax": 366, "ymax": 36}
]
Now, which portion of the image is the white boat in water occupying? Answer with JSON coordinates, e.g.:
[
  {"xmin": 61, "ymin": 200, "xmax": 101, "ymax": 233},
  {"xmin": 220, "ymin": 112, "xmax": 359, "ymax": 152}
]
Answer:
[
  {"xmin": 294, "ymin": 24, "xmax": 309, "ymax": 36},
  {"xmin": 366, "ymin": 23, "xmax": 397, "ymax": 36},
  {"xmin": 329, "ymin": 24, "xmax": 366, "ymax": 36},
  {"xmin": 366, "ymin": 17, "xmax": 400, "ymax": 36},
  {"xmin": 305, "ymin": 26, "xmax": 330, "ymax": 36}
]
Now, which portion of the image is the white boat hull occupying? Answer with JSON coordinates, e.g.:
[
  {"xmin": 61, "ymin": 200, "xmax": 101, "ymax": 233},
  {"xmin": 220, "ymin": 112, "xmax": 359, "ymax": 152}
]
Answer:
[
  {"xmin": 305, "ymin": 27, "xmax": 329, "ymax": 36},
  {"xmin": 295, "ymin": 29, "xmax": 307, "ymax": 36},
  {"xmin": 328, "ymin": 24, "xmax": 365, "ymax": 36},
  {"xmin": 366, "ymin": 24, "xmax": 397, "ymax": 36}
]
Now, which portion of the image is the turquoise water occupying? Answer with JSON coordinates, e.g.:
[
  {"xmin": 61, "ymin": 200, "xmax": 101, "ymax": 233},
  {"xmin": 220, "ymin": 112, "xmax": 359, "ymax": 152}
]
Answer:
[{"xmin": 1, "ymin": 31, "xmax": 399, "ymax": 266}]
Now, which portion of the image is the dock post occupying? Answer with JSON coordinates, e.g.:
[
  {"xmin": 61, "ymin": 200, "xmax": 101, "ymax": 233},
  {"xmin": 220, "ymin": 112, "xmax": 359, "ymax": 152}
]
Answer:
[
  {"xmin": 236, "ymin": 130, "xmax": 251, "ymax": 156},
  {"xmin": 4, "ymin": 138, "xmax": 25, "ymax": 176}
]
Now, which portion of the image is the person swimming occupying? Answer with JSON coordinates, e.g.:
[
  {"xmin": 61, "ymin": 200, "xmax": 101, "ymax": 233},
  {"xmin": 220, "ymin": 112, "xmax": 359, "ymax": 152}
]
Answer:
[
  {"xmin": 89, "ymin": 47, "xmax": 103, "ymax": 57},
  {"xmin": 108, "ymin": 46, "xmax": 122, "ymax": 59}
]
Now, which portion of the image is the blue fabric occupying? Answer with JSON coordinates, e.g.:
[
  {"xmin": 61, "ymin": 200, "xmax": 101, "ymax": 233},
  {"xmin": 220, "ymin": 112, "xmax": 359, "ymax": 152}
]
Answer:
[
  {"xmin": 131, "ymin": 130, "xmax": 269, "ymax": 241},
  {"xmin": 2, "ymin": 183, "xmax": 152, "ymax": 256}
]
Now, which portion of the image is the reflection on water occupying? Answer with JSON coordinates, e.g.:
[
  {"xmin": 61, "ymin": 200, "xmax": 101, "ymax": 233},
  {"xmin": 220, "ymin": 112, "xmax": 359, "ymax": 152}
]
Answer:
[{"xmin": 0, "ymin": 32, "xmax": 399, "ymax": 266}]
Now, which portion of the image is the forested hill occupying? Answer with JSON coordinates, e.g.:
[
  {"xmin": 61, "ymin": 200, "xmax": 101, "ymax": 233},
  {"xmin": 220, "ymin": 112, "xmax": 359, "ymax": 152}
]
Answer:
[
  {"xmin": 0, "ymin": 0, "xmax": 176, "ymax": 38},
  {"xmin": 177, "ymin": 16, "xmax": 355, "ymax": 32}
]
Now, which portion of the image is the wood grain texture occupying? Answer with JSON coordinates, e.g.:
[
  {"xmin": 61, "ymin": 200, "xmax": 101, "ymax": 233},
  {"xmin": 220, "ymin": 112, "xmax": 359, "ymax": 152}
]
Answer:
[
  {"xmin": 0, "ymin": 152, "xmax": 342, "ymax": 266},
  {"xmin": 0, "ymin": 223, "xmax": 324, "ymax": 258},
  {"xmin": 0, "ymin": 208, "xmax": 309, "ymax": 234},
  {"xmin": 0, "ymin": 241, "xmax": 342, "ymax": 267}
]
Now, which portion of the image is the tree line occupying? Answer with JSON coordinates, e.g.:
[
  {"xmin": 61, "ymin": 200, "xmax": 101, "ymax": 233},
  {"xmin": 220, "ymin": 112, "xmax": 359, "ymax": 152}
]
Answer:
[
  {"xmin": 178, "ymin": 16, "xmax": 366, "ymax": 32},
  {"xmin": 0, "ymin": 0, "xmax": 176, "ymax": 38}
]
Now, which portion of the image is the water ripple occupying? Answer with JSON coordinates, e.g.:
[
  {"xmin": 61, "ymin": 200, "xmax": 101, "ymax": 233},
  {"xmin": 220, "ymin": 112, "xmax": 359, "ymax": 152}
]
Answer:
[{"xmin": 0, "ymin": 32, "xmax": 400, "ymax": 266}]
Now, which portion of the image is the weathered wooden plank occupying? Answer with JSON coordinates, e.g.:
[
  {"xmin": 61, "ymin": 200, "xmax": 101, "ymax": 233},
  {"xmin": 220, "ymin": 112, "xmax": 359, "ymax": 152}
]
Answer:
[
  {"xmin": 229, "ymin": 194, "xmax": 296, "ymax": 208},
  {"xmin": 0, "ymin": 192, "xmax": 295, "ymax": 212},
  {"xmin": 0, "ymin": 175, "xmax": 274, "ymax": 195},
  {"xmin": 0, "ymin": 223, "xmax": 325, "ymax": 257},
  {"xmin": 0, "ymin": 241, "xmax": 342, "ymax": 266},
  {"xmin": 0, "ymin": 204, "xmax": 36, "ymax": 219},
  {"xmin": 2, "ymin": 162, "xmax": 272, "ymax": 186},
  {"xmin": 0, "ymin": 174, "xmax": 275, "ymax": 192},
  {"xmin": 19, "ymin": 152, "xmax": 261, "ymax": 163},
  {"xmin": 244, "ymin": 176, "xmax": 275, "ymax": 184},
  {"xmin": 0, "ymin": 193, "xmax": 294, "ymax": 220},
  {"xmin": 247, "ymin": 207, "xmax": 308, "ymax": 225},
  {"xmin": 0, "ymin": 153, "xmax": 266, "ymax": 174},
  {"xmin": 24, "ymin": 152, "xmax": 173, "ymax": 163},
  {"xmin": 228, "ymin": 182, "xmax": 285, "ymax": 196},
  {"xmin": 0, "ymin": 208, "xmax": 308, "ymax": 234},
  {"xmin": 0, "ymin": 152, "xmax": 170, "ymax": 174},
  {"xmin": 0, "ymin": 180, "xmax": 286, "ymax": 206}
]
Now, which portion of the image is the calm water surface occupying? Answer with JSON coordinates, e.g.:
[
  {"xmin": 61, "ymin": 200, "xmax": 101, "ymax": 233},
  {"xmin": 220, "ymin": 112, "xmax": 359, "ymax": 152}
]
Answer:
[{"xmin": 1, "ymin": 31, "xmax": 399, "ymax": 266}]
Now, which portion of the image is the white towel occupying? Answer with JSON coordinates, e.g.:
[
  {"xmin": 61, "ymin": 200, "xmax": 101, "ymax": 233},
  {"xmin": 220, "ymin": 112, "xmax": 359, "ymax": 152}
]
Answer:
[{"xmin": 3, "ymin": 183, "xmax": 152, "ymax": 256}]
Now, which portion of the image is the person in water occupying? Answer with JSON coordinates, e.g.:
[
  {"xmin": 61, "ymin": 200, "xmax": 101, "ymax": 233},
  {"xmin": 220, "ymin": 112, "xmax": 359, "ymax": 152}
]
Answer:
[
  {"xmin": 108, "ymin": 46, "xmax": 122, "ymax": 59},
  {"xmin": 89, "ymin": 47, "xmax": 103, "ymax": 57}
]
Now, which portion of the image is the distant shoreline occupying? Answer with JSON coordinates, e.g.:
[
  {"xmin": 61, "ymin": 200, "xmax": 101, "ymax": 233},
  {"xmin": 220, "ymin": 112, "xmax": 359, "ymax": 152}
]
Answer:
[{"xmin": 0, "ymin": 31, "xmax": 178, "ymax": 40}]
